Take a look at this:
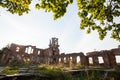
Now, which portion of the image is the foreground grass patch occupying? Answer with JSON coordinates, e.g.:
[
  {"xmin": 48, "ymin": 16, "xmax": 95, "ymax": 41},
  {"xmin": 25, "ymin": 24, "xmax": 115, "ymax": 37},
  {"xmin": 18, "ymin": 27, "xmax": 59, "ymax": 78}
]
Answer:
[
  {"xmin": 1, "ymin": 66, "xmax": 19, "ymax": 75},
  {"xmin": 0, "ymin": 65, "xmax": 120, "ymax": 80}
]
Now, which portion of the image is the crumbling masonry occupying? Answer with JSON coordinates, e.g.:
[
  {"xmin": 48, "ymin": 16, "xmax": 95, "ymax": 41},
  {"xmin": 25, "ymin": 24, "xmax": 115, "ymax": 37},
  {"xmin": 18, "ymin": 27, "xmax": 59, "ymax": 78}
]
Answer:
[{"xmin": 0, "ymin": 38, "xmax": 120, "ymax": 68}]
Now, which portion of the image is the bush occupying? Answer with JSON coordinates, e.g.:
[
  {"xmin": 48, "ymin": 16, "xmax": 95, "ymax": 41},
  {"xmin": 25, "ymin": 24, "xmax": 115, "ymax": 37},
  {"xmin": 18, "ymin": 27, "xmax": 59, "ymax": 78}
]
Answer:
[
  {"xmin": 36, "ymin": 66, "xmax": 71, "ymax": 80},
  {"xmin": 1, "ymin": 66, "xmax": 19, "ymax": 75}
]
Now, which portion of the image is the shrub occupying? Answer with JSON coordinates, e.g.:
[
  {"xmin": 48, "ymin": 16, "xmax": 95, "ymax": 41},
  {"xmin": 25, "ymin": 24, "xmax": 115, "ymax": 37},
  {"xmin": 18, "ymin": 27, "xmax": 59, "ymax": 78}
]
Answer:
[{"xmin": 1, "ymin": 66, "xmax": 19, "ymax": 75}]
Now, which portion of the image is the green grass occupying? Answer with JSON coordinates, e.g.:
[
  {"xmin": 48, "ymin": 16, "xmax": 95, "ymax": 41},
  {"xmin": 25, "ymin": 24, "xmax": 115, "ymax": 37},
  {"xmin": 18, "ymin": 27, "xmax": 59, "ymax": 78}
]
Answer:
[
  {"xmin": 1, "ymin": 65, "xmax": 120, "ymax": 80},
  {"xmin": 0, "ymin": 66, "xmax": 19, "ymax": 75}
]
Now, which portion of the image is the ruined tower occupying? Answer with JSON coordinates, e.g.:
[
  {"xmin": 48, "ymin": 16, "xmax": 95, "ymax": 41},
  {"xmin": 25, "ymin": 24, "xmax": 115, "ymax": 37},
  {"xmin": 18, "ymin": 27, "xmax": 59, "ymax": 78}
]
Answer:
[
  {"xmin": 49, "ymin": 37, "xmax": 59, "ymax": 55},
  {"xmin": 48, "ymin": 37, "xmax": 59, "ymax": 64}
]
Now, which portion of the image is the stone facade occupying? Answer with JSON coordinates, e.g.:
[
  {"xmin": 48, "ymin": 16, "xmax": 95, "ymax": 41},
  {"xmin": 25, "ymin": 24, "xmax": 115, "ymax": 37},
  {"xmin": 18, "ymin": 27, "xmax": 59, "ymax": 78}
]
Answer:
[
  {"xmin": 0, "ymin": 38, "xmax": 120, "ymax": 68},
  {"xmin": 86, "ymin": 47, "xmax": 120, "ymax": 68}
]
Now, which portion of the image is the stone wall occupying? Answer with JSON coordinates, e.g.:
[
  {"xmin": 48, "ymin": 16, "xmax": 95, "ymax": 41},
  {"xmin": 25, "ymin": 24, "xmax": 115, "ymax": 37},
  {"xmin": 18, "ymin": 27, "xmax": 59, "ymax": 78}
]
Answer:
[
  {"xmin": 86, "ymin": 46, "xmax": 120, "ymax": 68},
  {"xmin": 0, "ymin": 38, "xmax": 120, "ymax": 68}
]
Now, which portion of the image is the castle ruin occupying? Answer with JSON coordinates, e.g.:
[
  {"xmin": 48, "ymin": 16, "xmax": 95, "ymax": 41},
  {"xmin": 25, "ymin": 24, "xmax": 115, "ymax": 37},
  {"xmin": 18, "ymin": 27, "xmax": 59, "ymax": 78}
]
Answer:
[{"xmin": 0, "ymin": 37, "xmax": 120, "ymax": 68}]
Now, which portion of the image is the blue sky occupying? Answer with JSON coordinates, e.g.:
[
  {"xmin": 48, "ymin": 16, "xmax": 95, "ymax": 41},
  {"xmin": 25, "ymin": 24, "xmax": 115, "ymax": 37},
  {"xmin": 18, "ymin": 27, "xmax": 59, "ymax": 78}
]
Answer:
[{"xmin": 0, "ymin": 1, "xmax": 119, "ymax": 54}]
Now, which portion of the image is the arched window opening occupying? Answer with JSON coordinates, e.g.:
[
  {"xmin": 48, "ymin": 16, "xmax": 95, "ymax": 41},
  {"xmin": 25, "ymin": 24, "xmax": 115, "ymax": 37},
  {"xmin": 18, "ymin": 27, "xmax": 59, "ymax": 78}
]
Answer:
[
  {"xmin": 25, "ymin": 47, "xmax": 33, "ymax": 54},
  {"xmin": 38, "ymin": 51, "xmax": 40, "ymax": 55},
  {"xmin": 98, "ymin": 57, "xmax": 104, "ymax": 64},
  {"xmin": 59, "ymin": 58, "xmax": 61, "ymax": 62},
  {"xmin": 64, "ymin": 57, "xmax": 66, "ymax": 63},
  {"xmin": 115, "ymin": 56, "xmax": 120, "ymax": 64},
  {"xmin": 89, "ymin": 57, "xmax": 93, "ymax": 64},
  {"xmin": 77, "ymin": 56, "xmax": 80, "ymax": 63},
  {"xmin": 16, "ymin": 47, "xmax": 20, "ymax": 52}
]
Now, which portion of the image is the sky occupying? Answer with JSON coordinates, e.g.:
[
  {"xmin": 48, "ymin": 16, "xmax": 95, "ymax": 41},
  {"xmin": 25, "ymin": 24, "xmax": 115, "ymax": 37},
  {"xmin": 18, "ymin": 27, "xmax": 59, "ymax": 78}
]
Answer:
[{"xmin": 0, "ymin": 1, "xmax": 120, "ymax": 55}]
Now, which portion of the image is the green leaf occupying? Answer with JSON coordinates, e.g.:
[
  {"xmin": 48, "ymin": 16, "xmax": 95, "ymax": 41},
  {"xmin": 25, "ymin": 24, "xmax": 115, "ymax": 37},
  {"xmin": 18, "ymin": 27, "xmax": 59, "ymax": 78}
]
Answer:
[{"xmin": 35, "ymin": 4, "xmax": 40, "ymax": 9}]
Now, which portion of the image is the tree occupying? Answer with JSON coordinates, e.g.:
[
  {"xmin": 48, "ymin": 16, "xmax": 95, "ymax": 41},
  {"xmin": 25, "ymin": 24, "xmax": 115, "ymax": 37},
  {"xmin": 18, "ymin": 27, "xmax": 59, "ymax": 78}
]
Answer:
[
  {"xmin": 0, "ymin": 0, "xmax": 31, "ymax": 15},
  {"xmin": 0, "ymin": 0, "xmax": 120, "ymax": 41},
  {"xmin": 77, "ymin": 0, "xmax": 120, "ymax": 41}
]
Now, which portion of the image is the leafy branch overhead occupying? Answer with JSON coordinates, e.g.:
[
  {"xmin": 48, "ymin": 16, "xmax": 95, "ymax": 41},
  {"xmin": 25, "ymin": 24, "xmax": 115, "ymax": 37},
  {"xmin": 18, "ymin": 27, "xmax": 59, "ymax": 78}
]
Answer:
[
  {"xmin": 77, "ymin": 0, "xmax": 120, "ymax": 41},
  {"xmin": 0, "ymin": 0, "xmax": 120, "ymax": 41},
  {"xmin": 35, "ymin": 0, "xmax": 73, "ymax": 20},
  {"xmin": 0, "ymin": 0, "xmax": 31, "ymax": 15}
]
